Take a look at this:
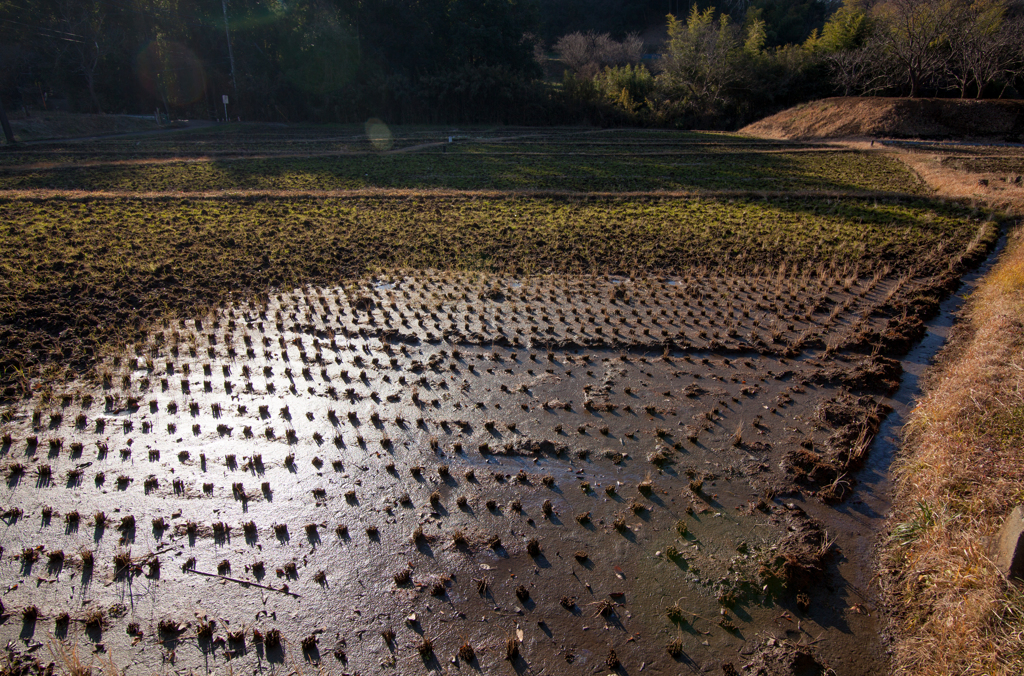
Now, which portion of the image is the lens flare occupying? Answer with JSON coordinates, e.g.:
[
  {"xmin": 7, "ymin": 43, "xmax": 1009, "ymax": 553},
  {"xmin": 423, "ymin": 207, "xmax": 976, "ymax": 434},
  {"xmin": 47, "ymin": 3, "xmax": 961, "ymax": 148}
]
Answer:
[
  {"xmin": 365, "ymin": 119, "xmax": 394, "ymax": 151},
  {"xmin": 136, "ymin": 41, "xmax": 206, "ymax": 107}
]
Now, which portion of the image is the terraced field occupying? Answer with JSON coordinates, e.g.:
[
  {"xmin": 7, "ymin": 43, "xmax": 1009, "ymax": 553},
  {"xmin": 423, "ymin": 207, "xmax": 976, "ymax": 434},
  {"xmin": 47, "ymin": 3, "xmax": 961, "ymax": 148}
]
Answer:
[
  {"xmin": 0, "ymin": 126, "xmax": 925, "ymax": 194},
  {"xmin": 0, "ymin": 125, "xmax": 998, "ymax": 675}
]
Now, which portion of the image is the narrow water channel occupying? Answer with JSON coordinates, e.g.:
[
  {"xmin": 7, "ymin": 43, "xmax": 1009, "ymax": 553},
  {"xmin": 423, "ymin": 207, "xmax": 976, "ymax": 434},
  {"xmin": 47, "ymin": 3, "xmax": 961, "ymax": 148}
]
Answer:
[{"xmin": 796, "ymin": 231, "xmax": 1010, "ymax": 671}]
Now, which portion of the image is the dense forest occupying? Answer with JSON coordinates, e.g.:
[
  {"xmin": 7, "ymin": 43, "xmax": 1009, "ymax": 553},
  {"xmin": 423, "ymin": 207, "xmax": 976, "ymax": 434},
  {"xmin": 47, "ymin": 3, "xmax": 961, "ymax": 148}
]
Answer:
[{"xmin": 1, "ymin": 0, "xmax": 1022, "ymax": 128}]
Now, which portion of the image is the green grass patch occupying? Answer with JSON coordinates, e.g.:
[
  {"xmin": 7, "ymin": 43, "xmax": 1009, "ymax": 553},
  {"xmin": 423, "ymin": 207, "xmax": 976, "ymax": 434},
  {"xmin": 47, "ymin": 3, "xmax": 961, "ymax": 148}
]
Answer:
[
  {"xmin": 0, "ymin": 193, "xmax": 982, "ymax": 396},
  {"xmin": 0, "ymin": 150, "xmax": 924, "ymax": 194}
]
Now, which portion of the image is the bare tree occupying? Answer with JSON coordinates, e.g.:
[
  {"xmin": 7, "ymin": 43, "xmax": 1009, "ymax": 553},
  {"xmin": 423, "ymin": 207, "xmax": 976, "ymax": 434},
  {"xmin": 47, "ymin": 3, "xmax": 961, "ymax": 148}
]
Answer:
[
  {"xmin": 827, "ymin": 43, "xmax": 893, "ymax": 96},
  {"xmin": 872, "ymin": 0, "xmax": 967, "ymax": 97},
  {"xmin": 554, "ymin": 32, "xmax": 593, "ymax": 74},
  {"xmin": 51, "ymin": 0, "xmax": 117, "ymax": 113},
  {"xmin": 555, "ymin": 31, "xmax": 644, "ymax": 78},
  {"xmin": 620, "ymin": 33, "xmax": 645, "ymax": 65},
  {"xmin": 947, "ymin": 2, "xmax": 1022, "ymax": 98}
]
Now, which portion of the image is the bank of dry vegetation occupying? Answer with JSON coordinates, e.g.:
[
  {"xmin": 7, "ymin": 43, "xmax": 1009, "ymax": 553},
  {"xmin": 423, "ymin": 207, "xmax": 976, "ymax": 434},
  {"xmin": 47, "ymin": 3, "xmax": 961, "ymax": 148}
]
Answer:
[
  {"xmin": 884, "ymin": 224, "xmax": 1024, "ymax": 675},
  {"xmin": 741, "ymin": 97, "xmax": 1024, "ymax": 141}
]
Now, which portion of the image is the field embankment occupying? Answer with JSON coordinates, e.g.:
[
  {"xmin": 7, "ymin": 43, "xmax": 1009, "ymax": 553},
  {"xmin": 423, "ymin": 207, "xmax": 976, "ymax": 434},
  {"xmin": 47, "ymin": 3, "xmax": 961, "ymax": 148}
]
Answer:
[
  {"xmin": 882, "ymin": 225, "xmax": 1024, "ymax": 676},
  {"xmin": 830, "ymin": 106, "xmax": 1024, "ymax": 675},
  {"xmin": 741, "ymin": 97, "xmax": 1024, "ymax": 142},
  {"xmin": 746, "ymin": 95, "xmax": 1024, "ymax": 674},
  {"xmin": 2, "ymin": 111, "xmax": 167, "ymax": 143}
]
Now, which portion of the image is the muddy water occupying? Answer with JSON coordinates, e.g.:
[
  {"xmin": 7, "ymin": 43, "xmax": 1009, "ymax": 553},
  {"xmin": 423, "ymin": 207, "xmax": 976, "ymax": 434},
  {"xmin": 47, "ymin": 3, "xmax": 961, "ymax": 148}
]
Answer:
[
  {"xmin": 0, "ymin": 268, "xmax": 981, "ymax": 675},
  {"xmin": 793, "ymin": 233, "xmax": 1009, "ymax": 673}
]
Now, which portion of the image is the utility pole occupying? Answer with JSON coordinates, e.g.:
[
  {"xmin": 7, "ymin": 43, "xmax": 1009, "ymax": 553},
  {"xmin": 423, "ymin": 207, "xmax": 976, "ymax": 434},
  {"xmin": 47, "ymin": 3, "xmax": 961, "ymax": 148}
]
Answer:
[{"xmin": 222, "ymin": 0, "xmax": 237, "ymax": 93}]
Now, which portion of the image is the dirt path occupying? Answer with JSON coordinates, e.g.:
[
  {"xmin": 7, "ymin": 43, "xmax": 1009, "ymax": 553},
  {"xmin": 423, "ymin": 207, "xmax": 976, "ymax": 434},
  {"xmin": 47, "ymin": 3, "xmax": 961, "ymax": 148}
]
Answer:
[{"xmin": 386, "ymin": 130, "xmax": 562, "ymax": 154}]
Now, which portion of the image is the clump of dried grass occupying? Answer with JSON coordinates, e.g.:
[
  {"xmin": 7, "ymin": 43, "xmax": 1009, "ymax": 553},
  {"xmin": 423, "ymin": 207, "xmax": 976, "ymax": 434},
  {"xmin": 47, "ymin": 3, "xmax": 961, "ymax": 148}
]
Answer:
[
  {"xmin": 48, "ymin": 638, "xmax": 119, "ymax": 676},
  {"xmin": 884, "ymin": 226, "xmax": 1024, "ymax": 676}
]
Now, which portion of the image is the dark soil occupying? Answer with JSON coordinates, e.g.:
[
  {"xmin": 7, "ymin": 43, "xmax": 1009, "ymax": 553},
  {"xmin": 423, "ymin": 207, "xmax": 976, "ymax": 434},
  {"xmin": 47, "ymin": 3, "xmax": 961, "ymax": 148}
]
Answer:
[
  {"xmin": 0, "ymin": 126, "xmax": 1002, "ymax": 676},
  {"xmin": 0, "ymin": 268, "xmax": 972, "ymax": 675}
]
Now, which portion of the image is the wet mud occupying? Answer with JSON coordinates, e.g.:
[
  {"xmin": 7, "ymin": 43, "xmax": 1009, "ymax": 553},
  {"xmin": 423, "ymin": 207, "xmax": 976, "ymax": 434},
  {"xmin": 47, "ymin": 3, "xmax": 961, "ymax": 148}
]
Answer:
[{"xmin": 0, "ymin": 262, "xmax": 989, "ymax": 675}]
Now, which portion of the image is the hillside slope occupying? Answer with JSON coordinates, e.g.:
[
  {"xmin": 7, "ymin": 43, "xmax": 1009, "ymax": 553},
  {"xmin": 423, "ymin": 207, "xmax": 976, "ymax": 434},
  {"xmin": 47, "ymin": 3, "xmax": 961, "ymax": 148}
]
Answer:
[{"xmin": 742, "ymin": 97, "xmax": 1024, "ymax": 141}]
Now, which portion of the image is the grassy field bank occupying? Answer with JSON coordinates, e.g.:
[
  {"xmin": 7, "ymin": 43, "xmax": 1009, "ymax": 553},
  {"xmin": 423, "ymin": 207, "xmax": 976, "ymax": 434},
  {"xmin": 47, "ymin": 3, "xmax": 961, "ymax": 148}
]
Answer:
[
  {"xmin": 0, "ymin": 124, "xmax": 927, "ymax": 195},
  {"xmin": 2, "ymin": 111, "xmax": 166, "ymax": 143},
  {"xmin": 0, "ymin": 148, "xmax": 922, "ymax": 194},
  {"xmin": 870, "ymin": 140, "xmax": 1024, "ymax": 675},
  {"xmin": 884, "ymin": 225, "xmax": 1024, "ymax": 675}
]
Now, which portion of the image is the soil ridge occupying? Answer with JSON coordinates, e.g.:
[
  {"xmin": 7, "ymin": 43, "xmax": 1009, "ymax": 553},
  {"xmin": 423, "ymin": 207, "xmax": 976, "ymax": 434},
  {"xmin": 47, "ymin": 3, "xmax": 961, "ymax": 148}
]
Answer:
[{"xmin": 742, "ymin": 97, "xmax": 1024, "ymax": 142}]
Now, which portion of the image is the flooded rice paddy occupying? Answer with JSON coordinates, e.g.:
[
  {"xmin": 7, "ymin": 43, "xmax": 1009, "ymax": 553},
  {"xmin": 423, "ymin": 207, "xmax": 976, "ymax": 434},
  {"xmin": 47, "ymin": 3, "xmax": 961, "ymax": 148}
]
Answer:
[{"xmin": 0, "ymin": 266, "xmax": 982, "ymax": 675}]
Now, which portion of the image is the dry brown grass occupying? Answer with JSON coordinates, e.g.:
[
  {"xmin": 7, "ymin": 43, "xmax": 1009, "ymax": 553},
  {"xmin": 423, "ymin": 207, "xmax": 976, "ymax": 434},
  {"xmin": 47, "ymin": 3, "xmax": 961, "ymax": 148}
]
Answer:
[
  {"xmin": 48, "ymin": 639, "xmax": 120, "ymax": 676},
  {"xmin": 741, "ymin": 97, "xmax": 1024, "ymax": 142},
  {"xmin": 883, "ymin": 225, "xmax": 1024, "ymax": 676},
  {"xmin": 890, "ymin": 149, "xmax": 1024, "ymax": 216}
]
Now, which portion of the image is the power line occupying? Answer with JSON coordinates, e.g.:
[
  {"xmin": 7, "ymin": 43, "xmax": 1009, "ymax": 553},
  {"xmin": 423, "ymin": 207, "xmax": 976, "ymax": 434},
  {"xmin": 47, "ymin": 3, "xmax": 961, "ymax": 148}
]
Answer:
[
  {"xmin": 0, "ymin": 18, "xmax": 83, "ymax": 42},
  {"xmin": 0, "ymin": 0, "xmax": 89, "ymax": 36},
  {"xmin": 0, "ymin": 16, "xmax": 83, "ymax": 38},
  {"xmin": 2, "ymin": 0, "xmax": 204, "ymax": 36},
  {"xmin": 0, "ymin": 0, "xmax": 51, "ymax": 19}
]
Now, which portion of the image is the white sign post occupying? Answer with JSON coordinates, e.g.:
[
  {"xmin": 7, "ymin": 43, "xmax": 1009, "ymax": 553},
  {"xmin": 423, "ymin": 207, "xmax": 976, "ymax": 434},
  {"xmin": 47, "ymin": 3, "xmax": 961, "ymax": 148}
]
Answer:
[{"xmin": 222, "ymin": 94, "xmax": 229, "ymax": 122}]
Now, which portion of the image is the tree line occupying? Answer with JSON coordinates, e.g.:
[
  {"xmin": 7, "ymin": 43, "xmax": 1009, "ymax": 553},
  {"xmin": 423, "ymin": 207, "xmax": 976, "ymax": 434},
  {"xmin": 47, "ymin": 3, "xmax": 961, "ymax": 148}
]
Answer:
[
  {"xmin": 0, "ymin": 0, "xmax": 1021, "ymax": 129},
  {"xmin": 559, "ymin": 0, "xmax": 1024, "ymax": 128}
]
